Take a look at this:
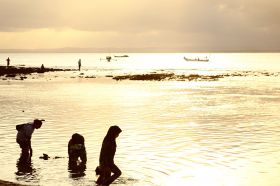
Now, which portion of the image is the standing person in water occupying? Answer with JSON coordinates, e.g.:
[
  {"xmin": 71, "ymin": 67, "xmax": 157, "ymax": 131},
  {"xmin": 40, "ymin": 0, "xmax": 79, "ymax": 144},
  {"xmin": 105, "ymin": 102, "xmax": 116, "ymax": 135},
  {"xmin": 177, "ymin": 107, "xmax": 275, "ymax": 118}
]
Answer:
[
  {"xmin": 78, "ymin": 59, "xmax": 81, "ymax": 71},
  {"xmin": 96, "ymin": 125, "xmax": 122, "ymax": 186},
  {"xmin": 6, "ymin": 57, "xmax": 10, "ymax": 67},
  {"xmin": 16, "ymin": 119, "xmax": 44, "ymax": 161}
]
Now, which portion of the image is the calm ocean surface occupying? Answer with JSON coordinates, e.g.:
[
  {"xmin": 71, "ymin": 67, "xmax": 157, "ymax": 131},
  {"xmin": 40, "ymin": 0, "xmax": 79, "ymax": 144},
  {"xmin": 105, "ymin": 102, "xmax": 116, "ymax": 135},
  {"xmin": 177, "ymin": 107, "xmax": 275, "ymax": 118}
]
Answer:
[{"xmin": 0, "ymin": 53, "xmax": 280, "ymax": 186}]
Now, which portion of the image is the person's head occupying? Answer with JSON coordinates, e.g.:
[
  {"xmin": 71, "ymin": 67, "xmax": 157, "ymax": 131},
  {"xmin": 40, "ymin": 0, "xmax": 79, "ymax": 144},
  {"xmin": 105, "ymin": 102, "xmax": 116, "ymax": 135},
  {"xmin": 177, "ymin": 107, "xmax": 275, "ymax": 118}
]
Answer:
[
  {"xmin": 71, "ymin": 133, "xmax": 85, "ymax": 145},
  {"xmin": 106, "ymin": 125, "xmax": 122, "ymax": 139},
  {"xmin": 33, "ymin": 119, "xmax": 43, "ymax": 129}
]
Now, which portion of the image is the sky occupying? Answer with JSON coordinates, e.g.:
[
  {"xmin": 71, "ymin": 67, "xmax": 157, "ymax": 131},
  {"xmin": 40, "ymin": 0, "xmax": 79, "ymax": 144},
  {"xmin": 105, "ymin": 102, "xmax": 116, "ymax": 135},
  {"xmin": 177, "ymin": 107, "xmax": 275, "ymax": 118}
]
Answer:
[{"xmin": 0, "ymin": 0, "xmax": 279, "ymax": 52}]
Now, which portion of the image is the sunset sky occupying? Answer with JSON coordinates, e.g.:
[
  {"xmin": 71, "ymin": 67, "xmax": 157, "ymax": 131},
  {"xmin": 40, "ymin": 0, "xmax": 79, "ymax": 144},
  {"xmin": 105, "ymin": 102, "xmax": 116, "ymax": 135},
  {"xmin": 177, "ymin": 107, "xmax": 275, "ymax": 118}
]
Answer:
[{"xmin": 0, "ymin": 0, "xmax": 279, "ymax": 52}]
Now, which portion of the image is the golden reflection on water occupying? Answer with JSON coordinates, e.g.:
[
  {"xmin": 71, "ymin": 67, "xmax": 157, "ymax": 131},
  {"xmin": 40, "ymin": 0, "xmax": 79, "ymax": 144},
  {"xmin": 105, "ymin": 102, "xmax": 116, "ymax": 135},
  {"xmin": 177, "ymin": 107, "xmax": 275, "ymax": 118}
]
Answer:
[{"xmin": 0, "ymin": 74, "xmax": 280, "ymax": 185}]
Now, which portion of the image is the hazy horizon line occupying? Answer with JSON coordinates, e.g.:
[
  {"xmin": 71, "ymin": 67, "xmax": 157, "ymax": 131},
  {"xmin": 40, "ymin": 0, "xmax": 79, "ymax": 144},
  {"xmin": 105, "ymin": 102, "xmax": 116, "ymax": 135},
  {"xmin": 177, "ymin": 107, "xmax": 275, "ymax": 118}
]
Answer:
[{"xmin": 0, "ymin": 47, "xmax": 280, "ymax": 53}]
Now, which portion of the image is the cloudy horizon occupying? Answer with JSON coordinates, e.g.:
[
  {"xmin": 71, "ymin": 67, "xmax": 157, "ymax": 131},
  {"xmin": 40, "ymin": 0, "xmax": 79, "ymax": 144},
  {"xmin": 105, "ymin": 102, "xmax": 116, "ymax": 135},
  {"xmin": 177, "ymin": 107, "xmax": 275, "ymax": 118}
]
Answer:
[{"xmin": 0, "ymin": 0, "xmax": 279, "ymax": 52}]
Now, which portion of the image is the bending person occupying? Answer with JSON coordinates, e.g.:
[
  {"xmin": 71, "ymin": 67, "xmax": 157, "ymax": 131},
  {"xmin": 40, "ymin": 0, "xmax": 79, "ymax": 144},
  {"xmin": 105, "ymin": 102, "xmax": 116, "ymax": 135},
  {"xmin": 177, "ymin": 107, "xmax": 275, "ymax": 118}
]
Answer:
[
  {"xmin": 68, "ymin": 133, "xmax": 87, "ymax": 164},
  {"xmin": 16, "ymin": 119, "xmax": 44, "ymax": 161},
  {"xmin": 96, "ymin": 125, "xmax": 122, "ymax": 186}
]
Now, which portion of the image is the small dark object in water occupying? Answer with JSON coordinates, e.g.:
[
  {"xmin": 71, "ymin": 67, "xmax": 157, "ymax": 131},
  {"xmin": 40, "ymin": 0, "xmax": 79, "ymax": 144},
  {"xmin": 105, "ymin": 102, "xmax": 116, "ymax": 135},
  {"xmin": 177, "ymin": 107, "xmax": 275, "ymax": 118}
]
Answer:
[
  {"xmin": 84, "ymin": 76, "xmax": 96, "ymax": 78},
  {"xmin": 39, "ymin": 153, "xmax": 50, "ymax": 160},
  {"xmin": 54, "ymin": 156, "xmax": 64, "ymax": 159}
]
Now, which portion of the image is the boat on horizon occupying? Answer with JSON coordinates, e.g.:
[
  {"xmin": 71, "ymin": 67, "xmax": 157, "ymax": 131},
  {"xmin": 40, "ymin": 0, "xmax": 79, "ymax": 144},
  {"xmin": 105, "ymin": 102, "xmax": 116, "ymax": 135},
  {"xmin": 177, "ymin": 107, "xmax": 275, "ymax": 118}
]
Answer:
[
  {"xmin": 106, "ymin": 56, "xmax": 112, "ymax": 62},
  {"xmin": 184, "ymin": 56, "xmax": 209, "ymax": 62},
  {"xmin": 100, "ymin": 56, "xmax": 113, "ymax": 62},
  {"xmin": 114, "ymin": 55, "xmax": 129, "ymax": 58}
]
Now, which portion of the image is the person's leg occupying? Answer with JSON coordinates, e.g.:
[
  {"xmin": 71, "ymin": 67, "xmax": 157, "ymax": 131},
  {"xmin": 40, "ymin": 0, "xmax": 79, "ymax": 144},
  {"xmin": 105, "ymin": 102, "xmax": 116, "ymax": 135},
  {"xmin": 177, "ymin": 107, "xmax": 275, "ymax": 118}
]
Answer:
[
  {"xmin": 21, "ymin": 148, "xmax": 29, "ymax": 160},
  {"xmin": 105, "ymin": 164, "xmax": 121, "ymax": 185},
  {"xmin": 19, "ymin": 142, "xmax": 30, "ymax": 161},
  {"xmin": 96, "ymin": 166, "xmax": 111, "ymax": 185}
]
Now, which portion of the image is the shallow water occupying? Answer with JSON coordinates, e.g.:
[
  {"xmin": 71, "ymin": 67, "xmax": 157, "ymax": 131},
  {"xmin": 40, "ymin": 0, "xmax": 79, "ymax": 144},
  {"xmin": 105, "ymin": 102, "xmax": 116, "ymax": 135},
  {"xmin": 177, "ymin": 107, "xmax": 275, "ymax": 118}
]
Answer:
[{"xmin": 1, "ymin": 53, "xmax": 280, "ymax": 186}]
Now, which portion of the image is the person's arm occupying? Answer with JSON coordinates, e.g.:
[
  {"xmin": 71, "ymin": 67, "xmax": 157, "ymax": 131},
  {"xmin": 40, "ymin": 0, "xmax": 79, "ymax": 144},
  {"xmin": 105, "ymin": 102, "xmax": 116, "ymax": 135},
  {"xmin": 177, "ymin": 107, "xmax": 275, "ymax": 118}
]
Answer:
[
  {"xmin": 68, "ymin": 140, "xmax": 72, "ymax": 156},
  {"xmin": 29, "ymin": 140, "xmax": 32, "ymax": 157},
  {"xmin": 81, "ymin": 147, "xmax": 87, "ymax": 163}
]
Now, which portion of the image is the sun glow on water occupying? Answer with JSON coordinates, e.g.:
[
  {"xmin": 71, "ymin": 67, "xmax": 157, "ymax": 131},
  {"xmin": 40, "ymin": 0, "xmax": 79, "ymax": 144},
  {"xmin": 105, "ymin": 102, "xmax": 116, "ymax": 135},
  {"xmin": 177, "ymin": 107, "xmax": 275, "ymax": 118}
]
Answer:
[
  {"xmin": 165, "ymin": 167, "xmax": 238, "ymax": 186},
  {"xmin": 0, "ymin": 53, "xmax": 280, "ymax": 185}
]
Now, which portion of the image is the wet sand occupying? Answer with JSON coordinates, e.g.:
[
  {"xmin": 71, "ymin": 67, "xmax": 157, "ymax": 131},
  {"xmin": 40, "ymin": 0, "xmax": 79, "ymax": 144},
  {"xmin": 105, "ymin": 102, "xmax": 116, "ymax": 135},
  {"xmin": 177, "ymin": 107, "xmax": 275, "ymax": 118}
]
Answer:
[{"xmin": 0, "ymin": 180, "xmax": 26, "ymax": 186}]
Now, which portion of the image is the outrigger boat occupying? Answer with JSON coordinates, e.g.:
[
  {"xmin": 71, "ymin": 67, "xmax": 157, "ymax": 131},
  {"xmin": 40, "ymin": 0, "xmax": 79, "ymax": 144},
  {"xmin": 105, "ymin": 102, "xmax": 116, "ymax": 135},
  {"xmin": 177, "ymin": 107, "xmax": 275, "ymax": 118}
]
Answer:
[
  {"xmin": 114, "ymin": 55, "xmax": 129, "ymax": 58},
  {"xmin": 184, "ymin": 56, "xmax": 209, "ymax": 62}
]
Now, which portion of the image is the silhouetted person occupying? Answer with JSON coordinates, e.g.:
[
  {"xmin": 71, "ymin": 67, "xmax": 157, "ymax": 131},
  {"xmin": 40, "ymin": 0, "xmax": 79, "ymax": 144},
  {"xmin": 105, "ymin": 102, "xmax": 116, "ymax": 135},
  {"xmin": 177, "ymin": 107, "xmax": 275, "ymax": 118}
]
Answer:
[
  {"xmin": 96, "ymin": 125, "xmax": 122, "ymax": 186},
  {"xmin": 68, "ymin": 133, "xmax": 87, "ymax": 165},
  {"xmin": 78, "ymin": 59, "xmax": 81, "ymax": 71},
  {"xmin": 39, "ymin": 64, "xmax": 45, "ymax": 73},
  {"xmin": 16, "ymin": 119, "xmax": 44, "ymax": 161},
  {"xmin": 6, "ymin": 57, "xmax": 10, "ymax": 67}
]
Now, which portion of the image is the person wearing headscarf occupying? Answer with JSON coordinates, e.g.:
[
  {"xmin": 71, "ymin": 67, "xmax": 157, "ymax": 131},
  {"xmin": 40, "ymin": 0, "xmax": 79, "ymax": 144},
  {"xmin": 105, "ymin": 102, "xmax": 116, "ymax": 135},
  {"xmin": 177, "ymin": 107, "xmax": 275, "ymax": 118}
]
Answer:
[
  {"xmin": 96, "ymin": 125, "xmax": 122, "ymax": 186},
  {"xmin": 68, "ymin": 133, "xmax": 87, "ymax": 164}
]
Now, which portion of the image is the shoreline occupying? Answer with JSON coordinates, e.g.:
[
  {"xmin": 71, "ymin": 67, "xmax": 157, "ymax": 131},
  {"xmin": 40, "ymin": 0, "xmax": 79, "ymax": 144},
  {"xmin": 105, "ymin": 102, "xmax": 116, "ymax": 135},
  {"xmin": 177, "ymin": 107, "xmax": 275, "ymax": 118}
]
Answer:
[{"xmin": 0, "ymin": 180, "xmax": 26, "ymax": 186}]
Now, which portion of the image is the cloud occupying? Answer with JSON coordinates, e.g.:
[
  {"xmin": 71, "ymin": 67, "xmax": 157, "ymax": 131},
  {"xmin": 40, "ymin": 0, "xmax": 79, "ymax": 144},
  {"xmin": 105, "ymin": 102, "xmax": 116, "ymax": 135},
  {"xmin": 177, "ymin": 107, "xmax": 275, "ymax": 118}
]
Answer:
[{"xmin": 0, "ymin": 0, "xmax": 279, "ymax": 50}]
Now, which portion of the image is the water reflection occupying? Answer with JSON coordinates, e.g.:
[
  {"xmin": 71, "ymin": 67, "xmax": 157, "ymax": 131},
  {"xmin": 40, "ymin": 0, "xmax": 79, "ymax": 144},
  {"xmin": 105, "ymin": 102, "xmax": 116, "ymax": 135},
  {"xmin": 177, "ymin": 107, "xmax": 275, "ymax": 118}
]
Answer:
[
  {"xmin": 68, "ymin": 161, "xmax": 87, "ymax": 179},
  {"xmin": 15, "ymin": 158, "xmax": 38, "ymax": 182},
  {"xmin": 0, "ymin": 67, "xmax": 280, "ymax": 186}
]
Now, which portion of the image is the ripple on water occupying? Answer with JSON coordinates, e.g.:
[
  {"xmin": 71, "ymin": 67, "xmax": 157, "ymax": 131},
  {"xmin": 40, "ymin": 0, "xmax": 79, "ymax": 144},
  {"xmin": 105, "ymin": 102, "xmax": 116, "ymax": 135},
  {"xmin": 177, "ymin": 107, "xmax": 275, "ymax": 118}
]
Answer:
[{"xmin": 1, "ymin": 76, "xmax": 280, "ymax": 186}]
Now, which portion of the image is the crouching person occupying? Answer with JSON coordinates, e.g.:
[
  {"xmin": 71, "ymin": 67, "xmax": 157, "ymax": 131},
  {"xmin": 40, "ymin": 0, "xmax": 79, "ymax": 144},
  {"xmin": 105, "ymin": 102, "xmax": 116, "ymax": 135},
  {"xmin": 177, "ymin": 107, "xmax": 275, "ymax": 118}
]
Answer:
[{"xmin": 68, "ymin": 133, "xmax": 87, "ymax": 165}]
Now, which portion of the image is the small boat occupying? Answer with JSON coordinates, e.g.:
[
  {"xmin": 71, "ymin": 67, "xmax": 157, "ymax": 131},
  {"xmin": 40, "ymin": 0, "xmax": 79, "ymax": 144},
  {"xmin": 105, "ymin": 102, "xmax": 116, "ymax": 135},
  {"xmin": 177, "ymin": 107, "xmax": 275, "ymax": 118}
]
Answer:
[
  {"xmin": 184, "ymin": 56, "xmax": 209, "ymax": 62},
  {"xmin": 106, "ymin": 56, "xmax": 112, "ymax": 62},
  {"xmin": 114, "ymin": 55, "xmax": 129, "ymax": 58}
]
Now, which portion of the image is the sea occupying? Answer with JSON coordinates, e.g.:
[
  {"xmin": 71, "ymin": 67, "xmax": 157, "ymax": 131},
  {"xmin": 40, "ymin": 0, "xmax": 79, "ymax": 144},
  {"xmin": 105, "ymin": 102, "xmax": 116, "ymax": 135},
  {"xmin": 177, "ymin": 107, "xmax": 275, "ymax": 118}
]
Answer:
[{"xmin": 0, "ymin": 53, "xmax": 280, "ymax": 186}]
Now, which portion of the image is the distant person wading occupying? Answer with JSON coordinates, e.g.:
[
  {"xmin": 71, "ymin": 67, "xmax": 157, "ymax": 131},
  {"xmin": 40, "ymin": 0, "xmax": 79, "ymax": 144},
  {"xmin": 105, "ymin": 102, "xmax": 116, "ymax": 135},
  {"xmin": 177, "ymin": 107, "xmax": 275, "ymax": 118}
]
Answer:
[
  {"xmin": 6, "ymin": 57, "xmax": 10, "ymax": 67},
  {"xmin": 78, "ymin": 59, "xmax": 81, "ymax": 71}
]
